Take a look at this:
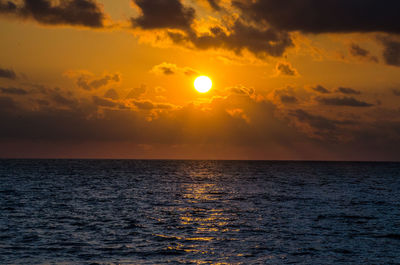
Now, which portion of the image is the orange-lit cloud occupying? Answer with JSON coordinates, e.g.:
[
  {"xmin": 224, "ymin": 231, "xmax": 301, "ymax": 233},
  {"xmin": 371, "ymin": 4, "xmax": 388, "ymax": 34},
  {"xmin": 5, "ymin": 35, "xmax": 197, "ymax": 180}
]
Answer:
[{"xmin": 151, "ymin": 62, "xmax": 198, "ymax": 76}]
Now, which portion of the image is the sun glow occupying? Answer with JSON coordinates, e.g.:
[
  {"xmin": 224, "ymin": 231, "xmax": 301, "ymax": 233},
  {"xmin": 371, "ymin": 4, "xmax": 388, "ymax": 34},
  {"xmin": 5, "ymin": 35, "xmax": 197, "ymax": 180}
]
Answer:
[{"xmin": 194, "ymin": 76, "xmax": 212, "ymax": 93}]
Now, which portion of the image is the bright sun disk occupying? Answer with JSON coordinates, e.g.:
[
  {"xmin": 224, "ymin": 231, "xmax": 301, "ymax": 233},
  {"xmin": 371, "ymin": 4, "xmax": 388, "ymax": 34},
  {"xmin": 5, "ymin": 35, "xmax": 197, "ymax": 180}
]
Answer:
[{"xmin": 194, "ymin": 76, "xmax": 212, "ymax": 93}]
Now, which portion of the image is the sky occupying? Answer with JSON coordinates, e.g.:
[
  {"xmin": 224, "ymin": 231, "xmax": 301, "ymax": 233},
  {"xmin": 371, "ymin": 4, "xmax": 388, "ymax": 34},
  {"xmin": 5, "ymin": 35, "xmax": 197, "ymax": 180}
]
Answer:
[{"xmin": 0, "ymin": 0, "xmax": 400, "ymax": 160}]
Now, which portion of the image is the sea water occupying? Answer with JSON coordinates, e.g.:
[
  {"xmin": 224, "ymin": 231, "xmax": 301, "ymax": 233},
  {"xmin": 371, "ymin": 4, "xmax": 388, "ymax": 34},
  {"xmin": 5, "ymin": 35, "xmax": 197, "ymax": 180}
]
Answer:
[{"xmin": 1, "ymin": 159, "xmax": 400, "ymax": 264}]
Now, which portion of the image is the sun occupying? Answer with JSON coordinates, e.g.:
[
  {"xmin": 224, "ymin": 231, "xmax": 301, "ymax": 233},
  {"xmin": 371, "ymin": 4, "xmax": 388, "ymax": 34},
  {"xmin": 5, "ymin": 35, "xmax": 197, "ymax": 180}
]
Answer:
[{"xmin": 194, "ymin": 76, "xmax": 212, "ymax": 93}]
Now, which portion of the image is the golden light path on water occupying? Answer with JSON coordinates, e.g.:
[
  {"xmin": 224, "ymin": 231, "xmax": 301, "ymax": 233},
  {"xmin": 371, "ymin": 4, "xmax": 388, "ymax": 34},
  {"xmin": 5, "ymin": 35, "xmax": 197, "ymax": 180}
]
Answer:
[{"xmin": 151, "ymin": 163, "xmax": 250, "ymax": 264}]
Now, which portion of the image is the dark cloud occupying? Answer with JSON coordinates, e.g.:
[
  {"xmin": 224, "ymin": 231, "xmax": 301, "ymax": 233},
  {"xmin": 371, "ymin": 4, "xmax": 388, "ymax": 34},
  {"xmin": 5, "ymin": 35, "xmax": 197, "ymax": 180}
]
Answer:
[
  {"xmin": 90, "ymin": 74, "xmax": 119, "ymax": 88},
  {"xmin": 0, "ymin": 104, "xmax": 113, "ymax": 142},
  {"xmin": 36, "ymin": 99, "xmax": 50, "ymax": 106},
  {"xmin": 0, "ymin": 1, "xmax": 17, "ymax": 13},
  {"xmin": 151, "ymin": 62, "xmax": 199, "ymax": 76},
  {"xmin": 275, "ymin": 62, "xmax": 298, "ymax": 76},
  {"xmin": 0, "ymin": 87, "xmax": 275, "ymax": 145},
  {"xmin": 379, "ymin": 36, "xmax": 400, "ymax": 67},
  {"xmin": 130, "ymin": 0, "xmax": 293, "ymax": 58},
  {"xmin": 132, "ymin": 99, "xmax": 174, "ymax": 110},
  {"xmin": 51, "ymin": 92, "xmax": 76, "ymax": 107},
  {"xmin": 31, "ymin": 85, "xmax": 79, "ymax": 108},
  {"xmin": 126, "ymin": 85, "xmax": 147, "ymax": 99},
  {"xmin": 271, "ymin": 87, "xmax": 298, "ymax": 104},
  {"xmin": 0, "ymin": 96, "xmax": 16, "ymax": 111},
  {"xmin": 76, "ymin": 77, "xmax": 91, "ymax": 90},
  {"xmin": 280, "ymin": 95, "xmax": 297, "ymax": 104},
  {"xmin": 183, "ymin": 68, "xmax": 198, "ymax": 76},
  {"xmin": 195, "ymin": 21, "xmax": 293, "ymax": 57},
  {"xmin": 131, "ymin": 0, "xmax": 195, "ymax": 30},
  {"xmin": 289, "ymin": 108, "xmax": 361, "ymax": 142},
  {"xmin": 160, "ymin": 67, "xmax": 174, "ymax": 75},
  {"xmin": 0, "ymin": 92, "xmax": 187, "ymax": 148},
  {"xmin": 132, "ymin": 99, "xmax": 153, "ymax": 110},
  {"xmin": 104, "ymin": 88, "xmax": 119, "ymax": 100},
  {"xmin": 169, "ymin": 20, "xmax": 293, "ymax": 57},
  {"xmin": 312, "ymin": 85, "xmax": 330, "ymax": 94},
  {"xmin": 233, "ymin": 0, "xmax": 400, "ymax": 34},
  {"xmin": 76, "ymin": 73, "xmax": 120, "ymax": 90},
  {"xmin": 350, "ymin": 44, "xmax": 369, "ymax": 57},
  {"xmin": 316, "ymin": 96, "xmax": 374, "ymax": 107},
  {"xmin": 93, "ymin": 95, "xmax": 118, "ymax": 108},
  {"xmin": 336, "ymin": 87, "xmax": 361, "ymax": 95},
  {"xmin": 0, "ymin": 83, "xmax": 79, "ymax": 110},
  {"xmin": 393, "ymin": 89, "xmax": 400, "ymax": 96},
  {"xmin": 228, "ymin": 85, "xmax": 254, "ymax": 96},
  {"xmin": 291, "ymin": 109, "xmax": 354, "ymax": 132},
  {"xmin": 1, "ymin": 86, "xmax": 400, "ymax": 160},
  {"xmin": 349, "ymin": 44, "xmax": 378, "ymax": 62},
  {"xmin": 155, "ymin": 103, "xmax": 174, "ymax": 110},
  {"xmin": 0, "ymin": 87, "xmax": 27, "ymax": 95},
  {"xmin": 206, "ymin": 0, "xmax": 221, "ymax": 11},
  {"xmin": 151, "ymin": 63, "xmax": 176, "ymax": 75},
  {"xmin": 44, "ymin": 89, "xmax": 77, "ymax": 107},
  {"xmin": 0, "ymin": 0, "xmax": 105, "ymax": 28},
  {"xmin": 0, "ymin": 67, "xmax": 16, "ymax": 79}
]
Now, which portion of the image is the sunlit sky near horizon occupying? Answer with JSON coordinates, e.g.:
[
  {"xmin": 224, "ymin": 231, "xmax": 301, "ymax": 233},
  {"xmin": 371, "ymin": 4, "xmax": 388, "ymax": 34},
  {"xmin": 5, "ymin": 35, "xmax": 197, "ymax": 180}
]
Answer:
[{"xmin": 0, "ymin": 0, "xmax": 400, "ymax": 160}]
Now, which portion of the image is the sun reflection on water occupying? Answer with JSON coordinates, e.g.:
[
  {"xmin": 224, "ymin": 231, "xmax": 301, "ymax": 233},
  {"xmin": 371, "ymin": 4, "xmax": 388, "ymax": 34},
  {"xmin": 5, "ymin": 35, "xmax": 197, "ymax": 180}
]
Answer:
[{"xmin": 147, "ymin": 161, "xmax": 253, "ymax": 263}]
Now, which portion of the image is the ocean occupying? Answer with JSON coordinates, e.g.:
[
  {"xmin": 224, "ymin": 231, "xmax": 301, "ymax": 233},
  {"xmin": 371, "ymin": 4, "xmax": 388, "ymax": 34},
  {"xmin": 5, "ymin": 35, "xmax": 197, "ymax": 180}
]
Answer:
[{"xmin": 1, "ymin": 159, "xmax": 400, "ymax": 264}]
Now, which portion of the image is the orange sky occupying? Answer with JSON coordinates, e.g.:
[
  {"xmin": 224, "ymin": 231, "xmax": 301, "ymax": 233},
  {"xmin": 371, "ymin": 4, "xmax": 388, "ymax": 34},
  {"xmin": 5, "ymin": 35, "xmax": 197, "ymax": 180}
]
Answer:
[{"xmin": 0, "ymin": 0, "xmax": 400, "ymax": 160}]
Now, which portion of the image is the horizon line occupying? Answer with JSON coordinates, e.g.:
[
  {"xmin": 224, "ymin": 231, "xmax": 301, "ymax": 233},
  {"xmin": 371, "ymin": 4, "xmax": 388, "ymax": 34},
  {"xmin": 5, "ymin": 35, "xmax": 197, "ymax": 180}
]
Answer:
[{"xmin": 0, "ymin": 157, "xmax": 399, "ymax": 163}]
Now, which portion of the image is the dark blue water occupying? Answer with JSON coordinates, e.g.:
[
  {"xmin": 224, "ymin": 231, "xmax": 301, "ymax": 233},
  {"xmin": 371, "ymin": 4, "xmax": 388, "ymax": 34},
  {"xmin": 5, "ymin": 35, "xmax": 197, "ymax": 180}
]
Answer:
[{"xmin": 1, "ymin": 160, "xmax": 400, "ymax": 264}]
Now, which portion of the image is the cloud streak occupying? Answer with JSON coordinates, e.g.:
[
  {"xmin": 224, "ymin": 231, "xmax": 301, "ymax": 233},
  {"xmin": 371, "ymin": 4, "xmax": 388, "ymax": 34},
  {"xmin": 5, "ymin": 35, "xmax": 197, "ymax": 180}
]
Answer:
[
  {"xmin": 312, "ymin": 85, "xmax": 330, "ymax": 94},
  {"xmin": 0, "ymin": 87, "xmax": 27, "ymax": 95},
  {"xmin": 316, "ymin": 96, "xmax": 374, "ymax": 107},
  {"xmin": 151, "ymin": 62, "xmax": 198, "ymax": 76},
  {"xmin": 336, "ymin": 87, "xmax": 361, "ymax": 95},
  {"xmin": 349, "ymin": 44, "xmax": 378, "ymax": 62}
]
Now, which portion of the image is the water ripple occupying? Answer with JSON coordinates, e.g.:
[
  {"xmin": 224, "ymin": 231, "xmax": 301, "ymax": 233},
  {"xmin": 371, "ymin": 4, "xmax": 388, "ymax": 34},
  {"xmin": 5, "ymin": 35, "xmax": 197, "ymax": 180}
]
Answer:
[{"xmin": 1, "ymin": 160, "xmax": 400, "ymax": 264}]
